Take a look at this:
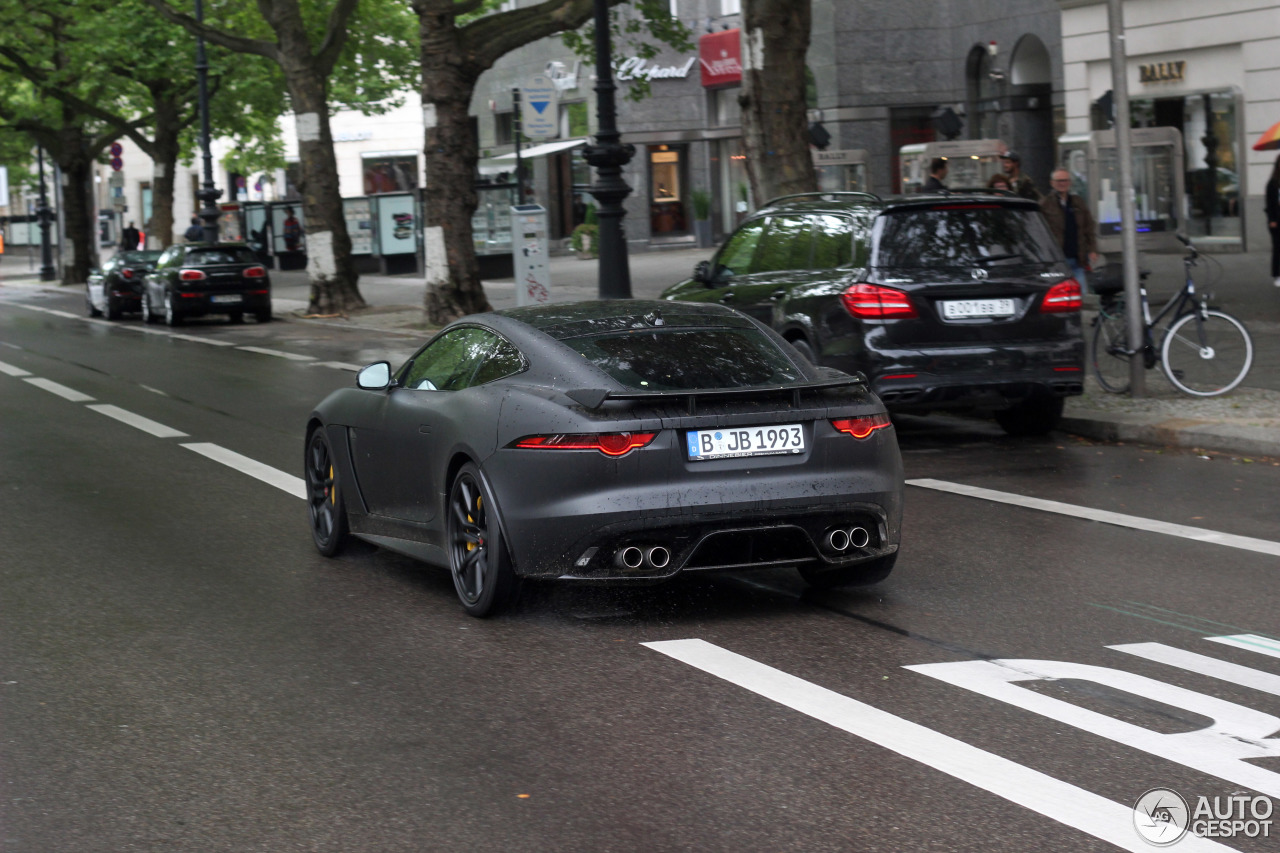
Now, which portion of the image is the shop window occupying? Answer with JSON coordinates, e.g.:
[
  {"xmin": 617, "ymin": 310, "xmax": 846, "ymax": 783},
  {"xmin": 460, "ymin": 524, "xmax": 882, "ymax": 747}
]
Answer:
[
  {"xmin": 284, "ymin": 162, "xmax": 303, "ymax": 200},
  {"xmin": 363, "ymin": 155, "xmax": 419, "ymax": 195},
  {"xmin": 649, "ymin": 145, "xmax": 687, "ymax": 235}
]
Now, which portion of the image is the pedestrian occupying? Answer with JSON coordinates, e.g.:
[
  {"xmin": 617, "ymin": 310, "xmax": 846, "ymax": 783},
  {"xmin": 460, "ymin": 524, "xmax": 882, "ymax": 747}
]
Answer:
[
  {"xmin": 120, "ymin": 221, "xmax": 141, "ymax": 251},
  {"xmin": 1267, "ymin": 153, "xmax": 1280, "ymax": 287},
  {"xmin": 184, "ymin": 216, "xmax": 204, "ymax": 242},
  {"xmin": 921, "ymin": 157, "xmax": 948, "ymax": 192},
  {"xmin": 987, "ymin": 173, "xmax": 1012, "ymax": 192},
  {"xmin": 999, "ymin": 151, "xmax": 1040, "ymax": 201},
  {"xmin": 1040, "ymin": 168, "xmax": 1098, "ymax": 288},
  {"xmin": 283, "ymin": 207, "xmax": 302, "ymax": 252}
]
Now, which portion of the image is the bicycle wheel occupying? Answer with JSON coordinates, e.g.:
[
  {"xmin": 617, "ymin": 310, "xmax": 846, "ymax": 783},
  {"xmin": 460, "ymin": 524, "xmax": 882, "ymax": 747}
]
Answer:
[
  {"xmin": 1091, "ymin": 305, "xmax": 1131, "ymax": 393},
  {"xmin": 1160, "ymin": 309, "xmax": 1253, "ymax": 397}
]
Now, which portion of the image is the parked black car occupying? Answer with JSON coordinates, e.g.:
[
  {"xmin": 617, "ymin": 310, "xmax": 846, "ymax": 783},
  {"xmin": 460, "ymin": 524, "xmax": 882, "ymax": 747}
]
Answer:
[
  {"xmin": 85, "ymin": 250, "xmax": 163, "ymax": 320},
  {"xmin": 306, "ymin": 300, "xmax": 904, "ymax": 617},
  {"xmin": 661, "ymin": 191, "xmax": 1084, "ymax": 435},
  {"xmin": 141, "ymin": 242, "xmax": 272, "ymax": 326}
]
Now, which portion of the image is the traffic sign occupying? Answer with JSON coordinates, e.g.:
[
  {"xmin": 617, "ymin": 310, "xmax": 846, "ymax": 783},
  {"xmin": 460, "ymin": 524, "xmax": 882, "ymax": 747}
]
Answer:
[
  {"xmin": 110, "ymin": 156, "xmax": 123, "ymax": 171},
  {"xmin": 520, "ymin": 75, "xmax": 558, "ymax": 141},
  {"xmin": 109, "ymin": 142, "xmax": 123, "ymax": 156}
]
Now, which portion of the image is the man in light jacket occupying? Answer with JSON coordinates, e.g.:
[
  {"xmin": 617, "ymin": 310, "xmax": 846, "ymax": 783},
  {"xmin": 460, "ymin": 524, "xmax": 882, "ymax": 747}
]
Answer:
[{"xmin": 1040, "ymin": 169, "xmax": 1097, "ymax": 289}]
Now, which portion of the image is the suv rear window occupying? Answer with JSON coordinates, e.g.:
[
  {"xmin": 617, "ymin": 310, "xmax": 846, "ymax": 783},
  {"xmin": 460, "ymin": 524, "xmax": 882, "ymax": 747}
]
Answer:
[
  {"xmin": 872, "ymin": 206, "xmax": 1061, "ymax": 269},
  {"xmin": 186, "ymin": 247, "xmax": 260, "ymax": 265},
  {"xmin": 563, "ymin": 327, "xmax": 803, "ymax": 391}
]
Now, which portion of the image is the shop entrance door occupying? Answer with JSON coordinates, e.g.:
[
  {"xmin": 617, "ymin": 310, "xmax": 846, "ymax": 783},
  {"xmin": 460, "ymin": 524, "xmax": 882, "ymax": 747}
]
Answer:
[{"xmin": 648, "ymin": 144, "xmax": 688, "ymax": 238}]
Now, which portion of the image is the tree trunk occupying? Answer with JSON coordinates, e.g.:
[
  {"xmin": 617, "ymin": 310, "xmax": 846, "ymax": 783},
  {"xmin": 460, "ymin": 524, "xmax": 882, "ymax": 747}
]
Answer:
[
  {"xmin": 282, "ymin": 64, "xmax": 365, "ymax": 315},
  {"xmin": 53, "ymin": 126, "xmax": 97, "ymax": 285},
  {"xmin": 740, "ymin": 0, "xmax": 816, "ymax": 203},
  {"xmin": 420, "ymin": 13, "xmax": 489, "ymax": 325},
  {"xmin": 148, "ymin": 96, "xmax": 182, "ymax": 248}
]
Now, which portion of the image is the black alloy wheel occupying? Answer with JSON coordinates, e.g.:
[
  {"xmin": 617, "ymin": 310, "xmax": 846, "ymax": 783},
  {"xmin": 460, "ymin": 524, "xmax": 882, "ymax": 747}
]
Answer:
[
  {"xmin": 164, "ymin": 292, "xmax": 183, "ymax": 326},
  {"xmin": 305, "ymin": 429, "xmax": 349, "ymax": 557},
  {"xmin": 447, "ymin": 463, "xmax": 519, "ymax": 617},
  {"xmin": 798, "ymin": 552, "xmax": 897, "ymax": 589}
]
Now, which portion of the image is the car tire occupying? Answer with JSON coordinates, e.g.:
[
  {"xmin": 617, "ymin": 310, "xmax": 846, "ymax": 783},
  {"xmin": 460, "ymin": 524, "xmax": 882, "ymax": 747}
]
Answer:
[
  {"xmin": 255, "ymin": 307, "xmax": 272, "ymax": 323},
  {"xmin": 305, "ymin": 428, "xmax": 350, "ymax": 557},
  {"xmin": 86, "ymin": 289, "xmax": 102, "ymax": 318},
  {"xmin": 141, "ymin": 293, "xmax": 159, "ymax": 325},
  {"xmin": 799, "ymin": 552, "xmax": 897, "ymax": 589},
  {"xmin": 228, "ymin": 311, "xmax": 244, "ymax": 324},
  {"xmin": 789, "ymin": 336, "xmax": 816, "ymax": 364},
  {"xmin": 447, "ymin": 463, "xmax": 520, "ymax": 618},
  {"xmin": 994, "ymin": 393, "xmax": 1063, "ymax": 437},
  {"xmin": 164, "ymin": 292, "xmax": 183, "ymax": 326},
  {"xmin": 104, "ymin": 296, "xmax": 122, "ymax": 321}
]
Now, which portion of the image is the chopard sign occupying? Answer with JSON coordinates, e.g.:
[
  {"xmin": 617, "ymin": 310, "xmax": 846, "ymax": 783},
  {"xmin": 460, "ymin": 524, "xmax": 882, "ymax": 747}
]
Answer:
[
  {"xmin": 1139, "ymin": 61, "xmax": 1186, "ymax": 83},
  {"xmin": 616, "ymin": 57, "xmax": 697, "ymax": 81}
]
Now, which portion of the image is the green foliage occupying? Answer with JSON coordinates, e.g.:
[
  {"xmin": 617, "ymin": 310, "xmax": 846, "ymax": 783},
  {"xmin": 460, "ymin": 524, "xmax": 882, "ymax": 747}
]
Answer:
[
  {"xmin": 571, "ymin": 222, "xmax": 598, "ymax": 254},
  {"xmin": 584, "ymin": 201, "xmax": 597, "ymax": 225},
  {"xmin": 691, "ymin": 188, "xmax": 711, "ymax": 220},
  {"xmin": 561, "ymin": 0, "xmax": 694, "ymax": 102}
]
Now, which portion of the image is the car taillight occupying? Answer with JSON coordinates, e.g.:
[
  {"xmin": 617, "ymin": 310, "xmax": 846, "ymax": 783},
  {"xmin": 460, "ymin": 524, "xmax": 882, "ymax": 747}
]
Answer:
[
  {"xmin": 841, "ymin": 283, "xmax": 918, "ymax": 319},
  {"xmin": 513, "ymin": 432, "xmax": 658, "ymax": 457},
  {"xmin": 179, "ymin": 269, "xmax": 207, "ymax": 281},
  {"xmin": 830, "ymin": 414, "xmax": 893, "ymax": 439},
  {"xmin": 121, "ymin": 268, "xmax": 135, "ymax": 279},
  {"xmin": 1041, "ymin": 279, "xmax": 1082, "ymax": 313},
  {"xmin": 244, "ymin": 266, "xmax": 266, "ymax": 278}
]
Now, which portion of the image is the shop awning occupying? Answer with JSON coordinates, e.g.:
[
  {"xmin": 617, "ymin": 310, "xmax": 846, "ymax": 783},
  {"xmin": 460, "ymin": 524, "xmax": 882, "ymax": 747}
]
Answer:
[{"xmin": 493, "ymin": 138, "xmax": 588, "ymax": 161}]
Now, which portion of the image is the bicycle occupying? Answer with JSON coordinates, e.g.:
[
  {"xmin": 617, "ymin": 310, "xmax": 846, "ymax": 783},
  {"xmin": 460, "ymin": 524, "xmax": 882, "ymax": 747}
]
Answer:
[{"xmin": 1090, "ymin": 235, "xmax": 1254, "ymax": 397}]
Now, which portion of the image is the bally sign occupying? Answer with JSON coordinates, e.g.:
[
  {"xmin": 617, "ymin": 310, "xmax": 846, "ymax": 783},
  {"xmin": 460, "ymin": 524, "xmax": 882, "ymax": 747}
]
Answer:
[
  {"xmin": 1139, "ymin": 60, "xmax": 1186, "ymax": 83},
  {"xmin": 699, "ymin": 28, "xmax": 742, "ymax": 88}
]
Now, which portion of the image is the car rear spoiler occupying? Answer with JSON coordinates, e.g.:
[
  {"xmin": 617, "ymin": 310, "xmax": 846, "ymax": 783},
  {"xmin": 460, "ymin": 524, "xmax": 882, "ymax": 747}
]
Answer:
[{"xmin": 566, "ymin": 375, "xmax": 867, "ymax": 414}]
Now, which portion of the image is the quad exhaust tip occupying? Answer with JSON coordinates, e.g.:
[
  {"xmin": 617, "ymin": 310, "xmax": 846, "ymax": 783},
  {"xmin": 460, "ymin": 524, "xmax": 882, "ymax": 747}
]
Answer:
[
  {"xmin": 614, "ymin": 545, "xmax": 672, "ymax": 570},
  {"xmin": 646, "ymin": 546, "xmax": 671, "ymax": 569},
  {"xmin": 616, "ymin": 546, "xmax": 644, "ymax": 570}
]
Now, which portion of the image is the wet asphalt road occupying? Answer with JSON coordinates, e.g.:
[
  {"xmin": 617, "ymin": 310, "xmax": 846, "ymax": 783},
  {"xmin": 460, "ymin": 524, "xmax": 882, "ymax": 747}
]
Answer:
[{"xmin": 3, "ymin": 286, "xmax": 1279, "ymax": 852}]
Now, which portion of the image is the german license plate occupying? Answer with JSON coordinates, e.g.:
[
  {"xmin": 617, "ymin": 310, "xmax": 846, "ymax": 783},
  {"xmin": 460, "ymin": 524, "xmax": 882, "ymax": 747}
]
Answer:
[
  {"xmin": 686, "ymin": 424, "xmax": 805, "ymax": 461},
  {"xmin": 941, "ymin": 298, "xmax": 1015, "ymax": 319},
  {"xmin": 210, "ymin": 294, "xmax": 242, "ymax": 304}
]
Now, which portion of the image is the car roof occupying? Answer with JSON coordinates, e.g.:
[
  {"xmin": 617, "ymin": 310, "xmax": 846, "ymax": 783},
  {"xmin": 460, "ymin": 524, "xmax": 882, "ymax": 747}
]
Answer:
[
  {"xmin": 753, "ymin": 190, "xmax": 1041, "ymax": 218},
  {"xmin": 492, "ymin": 299, "xmax": 754, "ymax": 341}
]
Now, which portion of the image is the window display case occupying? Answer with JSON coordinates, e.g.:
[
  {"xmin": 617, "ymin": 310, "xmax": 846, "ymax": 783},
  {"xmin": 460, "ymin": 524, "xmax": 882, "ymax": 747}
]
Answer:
[
  {"xmin": 899, "ymin": 139, "xmax": 1007, "ymax": 193},
  {"xmin": 473, "ymin": 184, "xmax": 517, "ymax": 256}
]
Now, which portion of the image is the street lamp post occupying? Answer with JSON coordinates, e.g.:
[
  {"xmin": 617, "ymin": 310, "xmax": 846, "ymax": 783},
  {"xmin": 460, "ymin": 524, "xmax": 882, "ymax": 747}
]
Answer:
[
  {"xmin": 581, "ymin": 0, "xmax": 634, "ymax": 300},
  {"xmin": 194, "ymin": 0, "xmax": 222, "ymax": 243},
  {"xmin": 36, "ymin": 146, "xmax": 56, "ymax": 282}
]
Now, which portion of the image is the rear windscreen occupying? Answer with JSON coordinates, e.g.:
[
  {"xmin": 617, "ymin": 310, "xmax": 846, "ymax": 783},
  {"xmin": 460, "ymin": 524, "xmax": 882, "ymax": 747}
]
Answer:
[
  {"xmin": 185, "ymin": 247, "xmax": 259, "ymax": 265},
  {"xmin": 872, "ymin": 206, "xmax": 1062, "ymax": 269},
  {"xmin": 563, "ymin": 327, "xmax": 803, "ymax": 391}
]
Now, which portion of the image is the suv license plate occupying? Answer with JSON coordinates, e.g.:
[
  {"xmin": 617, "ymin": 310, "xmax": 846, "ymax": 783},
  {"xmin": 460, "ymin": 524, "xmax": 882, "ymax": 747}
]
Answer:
[
  {"xmin": 941, "ymin": 298, "xmax": 1015, "ymax": 319},
  {"xmin": 210, "ymin": 294, "xmax": 242, "ymax": 304},
  {"xmin": 687, "ymin": 424, "xmax": 805, "ymax": 461}
]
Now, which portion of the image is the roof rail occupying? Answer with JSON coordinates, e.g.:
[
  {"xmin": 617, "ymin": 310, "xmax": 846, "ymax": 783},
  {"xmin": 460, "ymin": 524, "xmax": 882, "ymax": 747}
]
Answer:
[
  {"xmin": 766, "ymin": 191, "xmax": 882, "ymax": 206},
  {"xmin": 939, "ymin": 187, "xmax": 1019, "ymax": 197}
]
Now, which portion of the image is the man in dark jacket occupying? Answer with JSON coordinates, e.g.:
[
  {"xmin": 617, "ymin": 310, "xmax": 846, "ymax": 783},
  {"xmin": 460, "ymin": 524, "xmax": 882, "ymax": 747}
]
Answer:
[
  {"xmin": 1000, "ymin": 151, "xmax": 1040, "ymax": 201},
  {"xmin": 119, "ymin": 222, "xmax": 141, "ymax": 251},
  {"xmin": 1040, "ymin": 169, "xmax": 1097, "ymax": 289},
  {"xmin": 184, "ymin": 216, "xmax": 204, "ymax": 242},
  {"xmin": 921, "ymin": 157, "xmax": 948, "ymax": 192}
]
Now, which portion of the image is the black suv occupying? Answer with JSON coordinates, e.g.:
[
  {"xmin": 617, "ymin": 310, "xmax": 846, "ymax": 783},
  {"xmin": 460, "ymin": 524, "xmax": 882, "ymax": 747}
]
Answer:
[{"xmin": 661, "ymin": 191, "xmax": 1084, "ymax": 435}]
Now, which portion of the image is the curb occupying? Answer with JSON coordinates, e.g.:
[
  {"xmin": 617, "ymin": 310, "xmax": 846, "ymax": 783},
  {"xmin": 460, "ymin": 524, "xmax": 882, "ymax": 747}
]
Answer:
[{"xmin": 1060, "ymin": 410, "xmax": 1280, "ymax": 458}]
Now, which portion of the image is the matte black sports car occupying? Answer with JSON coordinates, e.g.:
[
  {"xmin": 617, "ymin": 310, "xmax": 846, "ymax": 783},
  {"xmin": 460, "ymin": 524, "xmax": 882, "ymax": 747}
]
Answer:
[
  {"xmin": 141, "ymin": 242, "xmax": 272, "ymax": 326},
  {"xmin": 305, "ymin": 300, "xmax": 904, "ymax": 616},
  {"xmin": 86, "ymin": 250, "xmax": 163, "ymax": 320}
]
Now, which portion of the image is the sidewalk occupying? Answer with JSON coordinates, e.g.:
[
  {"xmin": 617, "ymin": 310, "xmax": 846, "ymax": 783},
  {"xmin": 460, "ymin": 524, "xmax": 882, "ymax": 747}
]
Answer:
[{"xmin": 7, "ymin": 247, "xmax": 1279, "ymax": 460}]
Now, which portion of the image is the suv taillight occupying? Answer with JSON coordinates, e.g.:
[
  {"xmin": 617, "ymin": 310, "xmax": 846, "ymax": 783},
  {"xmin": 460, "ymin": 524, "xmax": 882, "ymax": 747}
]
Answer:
[
  {"xmin": 1041, "ymin": 279, "xmax": 1082, "ymax": 313},
  {"xmin": 179, "ymin": 269, "xmax": 207, "ymax": 281},
  {"xmin": 244, "ymin": 266, "xmax": 266, "ymax": 278},
  {"xmin": 121, "ymin": 268, "xmax": 135, "ymax": 279},
  {"xmin": 841, "ymin": 283, "xmax": 918, "ymax": 319}
]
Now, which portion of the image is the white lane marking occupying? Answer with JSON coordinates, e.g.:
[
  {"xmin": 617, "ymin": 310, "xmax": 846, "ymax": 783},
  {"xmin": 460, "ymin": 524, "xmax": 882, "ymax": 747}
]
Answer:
[
  {"xmin": 23, "ymin": 377, "xmax": 95, "ymax": 402},
  {"xmin": 907, "ymin": 478, "xmax": 1280, "ymax": 558},
  {"xmin": 1111, "ymin": 642, "xmax": 1280, "ymax": 698},
  {"xmin": 0, "ymin": 359, "xmax": 31, "ymax": 376},
  {"xmin": 181, "ymin": 442, "xmax": 306, "ymax": 499},
  {"xmin": 22, "ymin": 305, "xmax": 83, "ymax": 320},
  {"xmin": 167, "ymin": 333, "xmax": 236, "ymax": 347},
  {"xmin": 1207, "ymin": 634, "xmax": 1280, "ymax": 660},
  {"xmin": 87, "ymin": 404, "xmax": 188, "ymax": 439},
  {"xmin": 310, "ymin": 361, "xmax": 362, "ymax": 372},
  {"xmin": 907, "ymin": 657, "xmax": 1280, "ymax": 800},
  {"xmin": 643, "ymin": 639, "xmax": 1232, "ymax": 852},
  {"xmin": 236, "ymin": 346, "xmax": 316, "ymax": 361}
]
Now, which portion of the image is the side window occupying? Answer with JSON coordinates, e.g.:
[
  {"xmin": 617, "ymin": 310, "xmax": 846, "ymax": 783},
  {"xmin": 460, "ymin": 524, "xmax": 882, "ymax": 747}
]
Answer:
[
  {"xmin": 398, "ymin": 327, "xmax": 498, "ymax": 392},
  {"xmin": 753, "ymin": 215, "xmax": 815, "ymax": 272},
  {"xmin": 157, "ymin": 248, "xmax": 179, "ymax": 268},
  {"xmin": 470, "ymin": 337, "xmax": 524, "ymax": 386},
  {"xmin": 713, "ymin": 218, "xmax": 767, "ymax": 281},
  {"xmin": 811, "ymin": 214, "xmax": 854, "ymax": 269}
]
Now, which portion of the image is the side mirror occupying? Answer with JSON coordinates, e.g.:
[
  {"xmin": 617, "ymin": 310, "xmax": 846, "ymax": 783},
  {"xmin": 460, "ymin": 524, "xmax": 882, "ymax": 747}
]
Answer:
[
  {"xmin": 356, "ymin": 361, "xmax": 392, "ymax": 390},
  {"xmin": 693, "ymin": 260, "xmax": 712, "ymax": 285}
]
